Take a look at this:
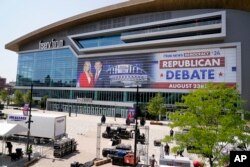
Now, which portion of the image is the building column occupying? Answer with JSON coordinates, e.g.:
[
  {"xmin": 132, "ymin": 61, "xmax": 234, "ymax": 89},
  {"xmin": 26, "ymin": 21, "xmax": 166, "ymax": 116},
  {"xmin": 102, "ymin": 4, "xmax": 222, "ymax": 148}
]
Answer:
[
  {"xmin": 94, "ymin": 91, "xmax": 98, "ymax": 100},
  {"xmin": 123, "ymin": 92, "xmax": 127, "ymax": 102}
]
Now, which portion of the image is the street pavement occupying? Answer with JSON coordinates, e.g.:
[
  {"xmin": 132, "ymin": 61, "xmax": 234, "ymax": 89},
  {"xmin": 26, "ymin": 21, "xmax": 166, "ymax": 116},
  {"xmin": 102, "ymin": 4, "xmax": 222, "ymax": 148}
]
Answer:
[{"xmin": 1, "ymin": 108, "xmax": 197, "ymax": 167}]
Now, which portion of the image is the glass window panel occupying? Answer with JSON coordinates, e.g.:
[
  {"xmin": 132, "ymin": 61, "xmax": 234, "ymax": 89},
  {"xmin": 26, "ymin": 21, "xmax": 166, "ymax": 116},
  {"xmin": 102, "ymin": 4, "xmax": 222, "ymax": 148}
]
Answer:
[
  {"xmin": 17, "ymin": 48, "xmax": 77, "ymax": 87},
  {"xmin": 77, "ymin": 35, "xmax": 124, "ymax": 48}
]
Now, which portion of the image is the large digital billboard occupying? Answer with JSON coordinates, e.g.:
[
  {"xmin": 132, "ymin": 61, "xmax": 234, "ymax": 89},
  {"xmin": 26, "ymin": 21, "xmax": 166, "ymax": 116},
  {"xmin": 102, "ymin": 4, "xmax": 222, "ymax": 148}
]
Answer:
[
  {"xmin": 77, "ymin": 54, "xmax": 153, "ymax": 88},
  {"xmin": 77, "ymin": 48, "xmax": 237, "ymax": 91}
]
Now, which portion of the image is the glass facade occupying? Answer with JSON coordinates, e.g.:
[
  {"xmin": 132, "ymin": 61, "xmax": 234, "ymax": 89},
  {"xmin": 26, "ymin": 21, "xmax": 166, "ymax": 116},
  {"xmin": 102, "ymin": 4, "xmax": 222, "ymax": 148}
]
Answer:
[
  {"xmin": 17, "ymin": 87, "xmax": 186, "ymax": 116},
  {"xmin": 30, "ymin": 89, "xmax": 186, "ymax": 103},
  {"xmin": 122, "ymin": 16, "xmax": 222, "ymax": 36},
  {"xmin": 13, "ymin": 11, "xmax": 230, "ymax": 117},
  {"xmin": 16, "ymin": 48, "xmax": 77, "ymax": 87},
  {"xmin": 44, "ymin": 91, "xmax": 186, "ymax": 117},
  {"xmin": 74, "ymin": 15, "xmax": 222, "ymax": 49},
  {"xmin": 15, "ymin": 47, "xmax": 187, "ymax": 113},
  {"xmin": 76, "ymin": 35, "xmax": 124, "ymax": 48}
]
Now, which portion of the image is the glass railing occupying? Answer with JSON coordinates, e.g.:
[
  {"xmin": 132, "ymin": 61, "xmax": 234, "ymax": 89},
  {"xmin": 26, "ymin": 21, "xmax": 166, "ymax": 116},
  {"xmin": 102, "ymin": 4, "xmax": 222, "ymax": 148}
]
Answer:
[
  {"xmin": 77, "ymin": 35, "xmax": 124, "ymax": 48},
  {"xmin": 121, "ymin": 19, "xmax": 221, "ymax": 37}
]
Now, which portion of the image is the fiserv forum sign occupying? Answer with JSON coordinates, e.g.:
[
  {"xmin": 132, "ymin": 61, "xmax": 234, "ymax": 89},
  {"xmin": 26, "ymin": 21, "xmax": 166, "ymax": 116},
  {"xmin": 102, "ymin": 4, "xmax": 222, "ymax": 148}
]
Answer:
[{"xmin": 39, "ymin": 39, "xmax": 64, "ymax": 50}]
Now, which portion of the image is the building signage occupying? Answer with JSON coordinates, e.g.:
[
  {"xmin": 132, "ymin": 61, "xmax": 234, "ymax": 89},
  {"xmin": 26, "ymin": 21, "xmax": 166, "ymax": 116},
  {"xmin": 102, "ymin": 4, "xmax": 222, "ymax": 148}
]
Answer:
[
  {"xmin": 56, "ymin": 118, "xmax": 65, "ymax": 123},
  {"xmin": 39, "ymin": 39, "xmax": 64, "ymax": 50},
  {"xmin": 153, "ymin": 48, "xmax": 236, "ymax": 89},
  {"xmin": 77, "ymin": 47, "xmax": 237, "ymax": 91},
  {"xmin": 8, "ymin": 114, "xmax": 28, "ymax": 122}
]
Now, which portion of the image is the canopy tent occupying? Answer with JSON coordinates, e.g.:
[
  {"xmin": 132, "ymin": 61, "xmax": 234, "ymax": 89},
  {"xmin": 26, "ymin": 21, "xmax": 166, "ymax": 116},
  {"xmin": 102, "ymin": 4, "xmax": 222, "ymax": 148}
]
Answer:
[
  {"xmin": 0, "ymin": 122, "xmax": 28, "ymax": 137},
  {"xmin": 0, "ymin": 122, "xmax": 28, "ymax": 166}
]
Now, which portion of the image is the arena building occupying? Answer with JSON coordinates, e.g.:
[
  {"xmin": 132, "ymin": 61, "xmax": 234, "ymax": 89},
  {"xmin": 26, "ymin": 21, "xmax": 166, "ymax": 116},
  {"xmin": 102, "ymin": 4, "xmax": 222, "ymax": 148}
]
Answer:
[{"xmin": 5, "ymin": 0, "xmax": 250, "ymax": 117}]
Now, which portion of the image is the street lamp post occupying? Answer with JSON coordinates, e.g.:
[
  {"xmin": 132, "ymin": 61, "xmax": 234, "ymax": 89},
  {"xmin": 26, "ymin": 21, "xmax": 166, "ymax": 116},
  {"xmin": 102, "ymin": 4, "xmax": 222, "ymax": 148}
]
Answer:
[
  {"xmin": 26, "ymin": 84, "xmax": 33, "ymax": 161},
  {"xmin": 114, "ymin": 102, "xmax": 116, "ymax": 121},
  {"xmin": 134, "ymin": 85, "xmax": 139, "ymax": 167},
  {"xmin": 7, "ymin": 88, "xmax": 11, "ymax": 109}
]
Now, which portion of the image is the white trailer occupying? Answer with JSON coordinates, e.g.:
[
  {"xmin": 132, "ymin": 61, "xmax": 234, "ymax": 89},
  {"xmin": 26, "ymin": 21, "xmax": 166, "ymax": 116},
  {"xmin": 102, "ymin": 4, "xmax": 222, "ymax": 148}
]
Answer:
[{"xmin": 7, "ymin": 112, "xmax": 66, "ymax": 140}]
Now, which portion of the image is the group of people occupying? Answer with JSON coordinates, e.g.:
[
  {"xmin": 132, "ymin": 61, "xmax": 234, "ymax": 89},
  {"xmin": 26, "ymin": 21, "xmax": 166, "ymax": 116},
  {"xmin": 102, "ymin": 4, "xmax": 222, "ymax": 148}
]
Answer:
[
  {"xmin": 78, "ymin": 61, "xmax": 109, "ymax": 88},
  {"xmin": 6, "ymin": 141, "xmax": 31, "ymax": 156}
]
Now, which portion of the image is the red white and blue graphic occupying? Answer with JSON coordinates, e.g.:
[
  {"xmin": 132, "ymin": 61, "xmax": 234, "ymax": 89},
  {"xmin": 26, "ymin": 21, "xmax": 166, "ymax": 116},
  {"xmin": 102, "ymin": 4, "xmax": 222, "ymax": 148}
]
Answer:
[
  {"xmin": 152, "ymin": 48, "xmax": 237, "ymax": 89},
  {"xmin": 77, "ymin": 47, "xmax": 237, "ymax": 91}
]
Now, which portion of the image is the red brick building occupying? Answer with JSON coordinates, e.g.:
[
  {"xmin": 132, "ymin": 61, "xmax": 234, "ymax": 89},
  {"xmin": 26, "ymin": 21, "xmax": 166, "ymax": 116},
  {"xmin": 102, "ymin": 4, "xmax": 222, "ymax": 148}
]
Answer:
[{"xmin": 0, "ymin": 77, "xmax": 6, "ymax": 90}]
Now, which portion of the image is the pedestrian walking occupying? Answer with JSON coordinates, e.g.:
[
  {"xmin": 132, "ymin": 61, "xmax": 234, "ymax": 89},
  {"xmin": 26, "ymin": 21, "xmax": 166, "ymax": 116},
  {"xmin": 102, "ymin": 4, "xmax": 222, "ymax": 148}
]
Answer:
[
  {"xmin": 170, "ymin": 129, "xmax": 174, "ymax": 137},
  {"xmin": 27, "ymin": 145, "xmax": 33, "ymax": 154},
  {"xmin": 6, "ymin": 142, "xmax": 13, "ymax": 155},
  {"xmin": 177, "ymin": 149, "xmax": 184, "ymax": 157},
  {"xmin": 101, "ymin": 115, "xmax": 106, "ymax": 123},
  {"xmin": 164, "ymin": 143, "xmax": 170, "ymax": 155},
  {"xmin": 149, "ymin": 154, "xmax": 157, "ymax": 167}
]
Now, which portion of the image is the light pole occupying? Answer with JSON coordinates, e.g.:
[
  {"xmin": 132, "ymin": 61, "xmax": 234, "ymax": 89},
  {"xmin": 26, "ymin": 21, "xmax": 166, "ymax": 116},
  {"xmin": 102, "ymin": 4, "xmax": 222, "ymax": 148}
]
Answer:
[
  {"xmin": 26, "ymin": 84, "xmax": 33, "ymax": 161},
  {"xmin": 114, "ymin": 102, "xmax": 116, "ymax": 121},
  {"xmin": 7, "ymin": 88, "xmax": 11, "ymax": 109},
  {"xmin": 134, "ymin": 85, "xmax": 139, "ymax": 167}
]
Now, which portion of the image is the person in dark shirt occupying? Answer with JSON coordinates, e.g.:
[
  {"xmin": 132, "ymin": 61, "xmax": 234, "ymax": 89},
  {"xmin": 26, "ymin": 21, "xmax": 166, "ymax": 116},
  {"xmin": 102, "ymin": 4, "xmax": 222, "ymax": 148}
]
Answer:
[
  {"xmin": 6, "ymin": 142, "xmax": 13, "ymax": 155},
  {"xmin": 164, "ymin": 143, "xmax": 170, "ymax": 155},
  {"xmin": 170, "ymin": 129, "xmax": 174, "ymax": 137},
  {"xmin": 101, "ymin": 115, "xmax": 106, "ymax": 124},
  {"xmin": 149, "ymin": 154, "xmax": 157, "ymax": 167},
  {"xmin": 94, "ymin": 61, "xmax": 110, "ymax": 87}
]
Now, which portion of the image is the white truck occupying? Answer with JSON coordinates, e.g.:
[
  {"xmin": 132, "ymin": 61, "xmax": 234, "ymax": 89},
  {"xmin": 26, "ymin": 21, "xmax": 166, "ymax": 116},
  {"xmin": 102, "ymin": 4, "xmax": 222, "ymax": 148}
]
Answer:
[{"xmin": 7, "ymin": 112, "xmax": 66, "ymax": 140}]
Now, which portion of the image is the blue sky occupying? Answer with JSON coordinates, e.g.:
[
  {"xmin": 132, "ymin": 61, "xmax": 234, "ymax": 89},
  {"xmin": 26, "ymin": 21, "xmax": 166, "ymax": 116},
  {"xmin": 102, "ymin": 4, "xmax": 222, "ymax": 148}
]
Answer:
[{"xmin": 0, "ymin": 0, "xmax": 126, "ymax": 83}]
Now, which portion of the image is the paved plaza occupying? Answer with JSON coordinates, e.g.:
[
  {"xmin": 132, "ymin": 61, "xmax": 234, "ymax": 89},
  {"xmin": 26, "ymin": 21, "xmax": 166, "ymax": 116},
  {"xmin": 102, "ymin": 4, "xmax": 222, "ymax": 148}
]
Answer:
[{"xmin": 1, "ymin": 108, "xmax": 195, "ymax": 167}]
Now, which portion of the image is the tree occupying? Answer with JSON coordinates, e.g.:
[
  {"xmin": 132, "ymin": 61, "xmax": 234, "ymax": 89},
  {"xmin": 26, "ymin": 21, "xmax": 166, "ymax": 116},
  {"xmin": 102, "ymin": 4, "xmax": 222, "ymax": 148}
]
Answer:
[
  {"xmin": 13, "ymin": 90, "xmax": 24, "ymax": 106},
  {"xmin": 147, "ymin": 93, "xmax": 166, "ymax": 120},
  {"xmin": 165, "ymin": 83, "xmax": 250, "ymax": 167},
  {"xmin": 0, "ymin": 89, "xmax": 8, "ymax": 104},
  {"xmin": 24, "ymin": 90, "xmax": 33, "ymax": 104}
]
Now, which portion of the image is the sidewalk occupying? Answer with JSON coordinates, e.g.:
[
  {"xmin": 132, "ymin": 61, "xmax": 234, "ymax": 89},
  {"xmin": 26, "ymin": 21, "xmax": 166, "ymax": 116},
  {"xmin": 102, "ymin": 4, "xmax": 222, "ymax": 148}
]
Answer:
[{"xmin": 1, "ymin": 108, "xmax": 189, "ymax": 167}]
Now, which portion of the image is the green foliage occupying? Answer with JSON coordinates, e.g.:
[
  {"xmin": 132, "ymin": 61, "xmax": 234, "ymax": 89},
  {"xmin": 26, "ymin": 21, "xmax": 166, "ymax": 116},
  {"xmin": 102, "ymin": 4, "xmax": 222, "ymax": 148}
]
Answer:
[
  {"xmin": 162, "ymin": 135, "xmax": 173, "ymax": 143},
  {"xmin": 171, "ymin": 146, "xmax": 180, "ymax": 154},
  {"xmin": 13, "ymin": 90, "xmax": 24, "ymax": 106},
  {"xmin": 147, "ymin": 93, "xmax": 166, "ymax": 117},
  {"xmin": 24, "ymin": 90, "xmax": 33, "ymax": 104},
  {"xmin": 244, "ymin": 111, "xmax": 250, "ymax": 120},
  {"xmin": 0, "ymin": 89, "xmax": 8, "ymax": 103},
  {"xmin": 0, "ymin": 104, "xmax": 4, "ymax": 110},
  {"xmin": 169, "ymin": 83, "xmax": 249, "ymax": 167}
]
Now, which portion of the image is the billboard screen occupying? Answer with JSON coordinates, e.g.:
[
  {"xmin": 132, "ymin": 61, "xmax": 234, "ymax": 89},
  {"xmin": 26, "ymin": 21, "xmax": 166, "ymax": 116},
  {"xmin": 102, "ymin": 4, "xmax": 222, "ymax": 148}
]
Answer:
[{"xmin": 77, "ymin": 48, "xmax": 237, "ymax": 91}]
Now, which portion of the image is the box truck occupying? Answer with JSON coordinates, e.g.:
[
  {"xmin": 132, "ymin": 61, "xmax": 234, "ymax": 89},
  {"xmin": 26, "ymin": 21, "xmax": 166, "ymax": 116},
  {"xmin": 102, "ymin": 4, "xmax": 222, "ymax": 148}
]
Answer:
[{"xmin": 7, "ymin": 112, "xmax": 66, "ymax": 140}]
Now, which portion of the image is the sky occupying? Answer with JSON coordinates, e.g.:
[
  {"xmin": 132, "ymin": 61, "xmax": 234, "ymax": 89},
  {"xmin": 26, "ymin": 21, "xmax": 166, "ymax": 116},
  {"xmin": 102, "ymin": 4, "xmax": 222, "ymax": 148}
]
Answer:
[{"xmin": 0, "ymin": 0, "xmax": 126, "ymax": 83}]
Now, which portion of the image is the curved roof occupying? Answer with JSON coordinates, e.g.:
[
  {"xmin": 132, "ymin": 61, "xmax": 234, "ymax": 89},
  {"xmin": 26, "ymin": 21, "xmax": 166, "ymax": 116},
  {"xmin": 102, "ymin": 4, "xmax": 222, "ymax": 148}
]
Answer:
[{"xmin": 5, "ymin": 0, "xmax": 250, "ymax": 52}]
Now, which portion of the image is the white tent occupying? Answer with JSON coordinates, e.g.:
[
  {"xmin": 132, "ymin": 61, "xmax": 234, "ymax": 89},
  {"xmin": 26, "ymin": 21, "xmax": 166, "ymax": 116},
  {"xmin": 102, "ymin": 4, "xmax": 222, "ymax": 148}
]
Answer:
[
  {"xmin": 0, "ymin": 122, "xmax": 28, "ymax": 166},
  {"xmin": 0, "ymin": 122, "xmax": 28, "ymax": 137}
]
